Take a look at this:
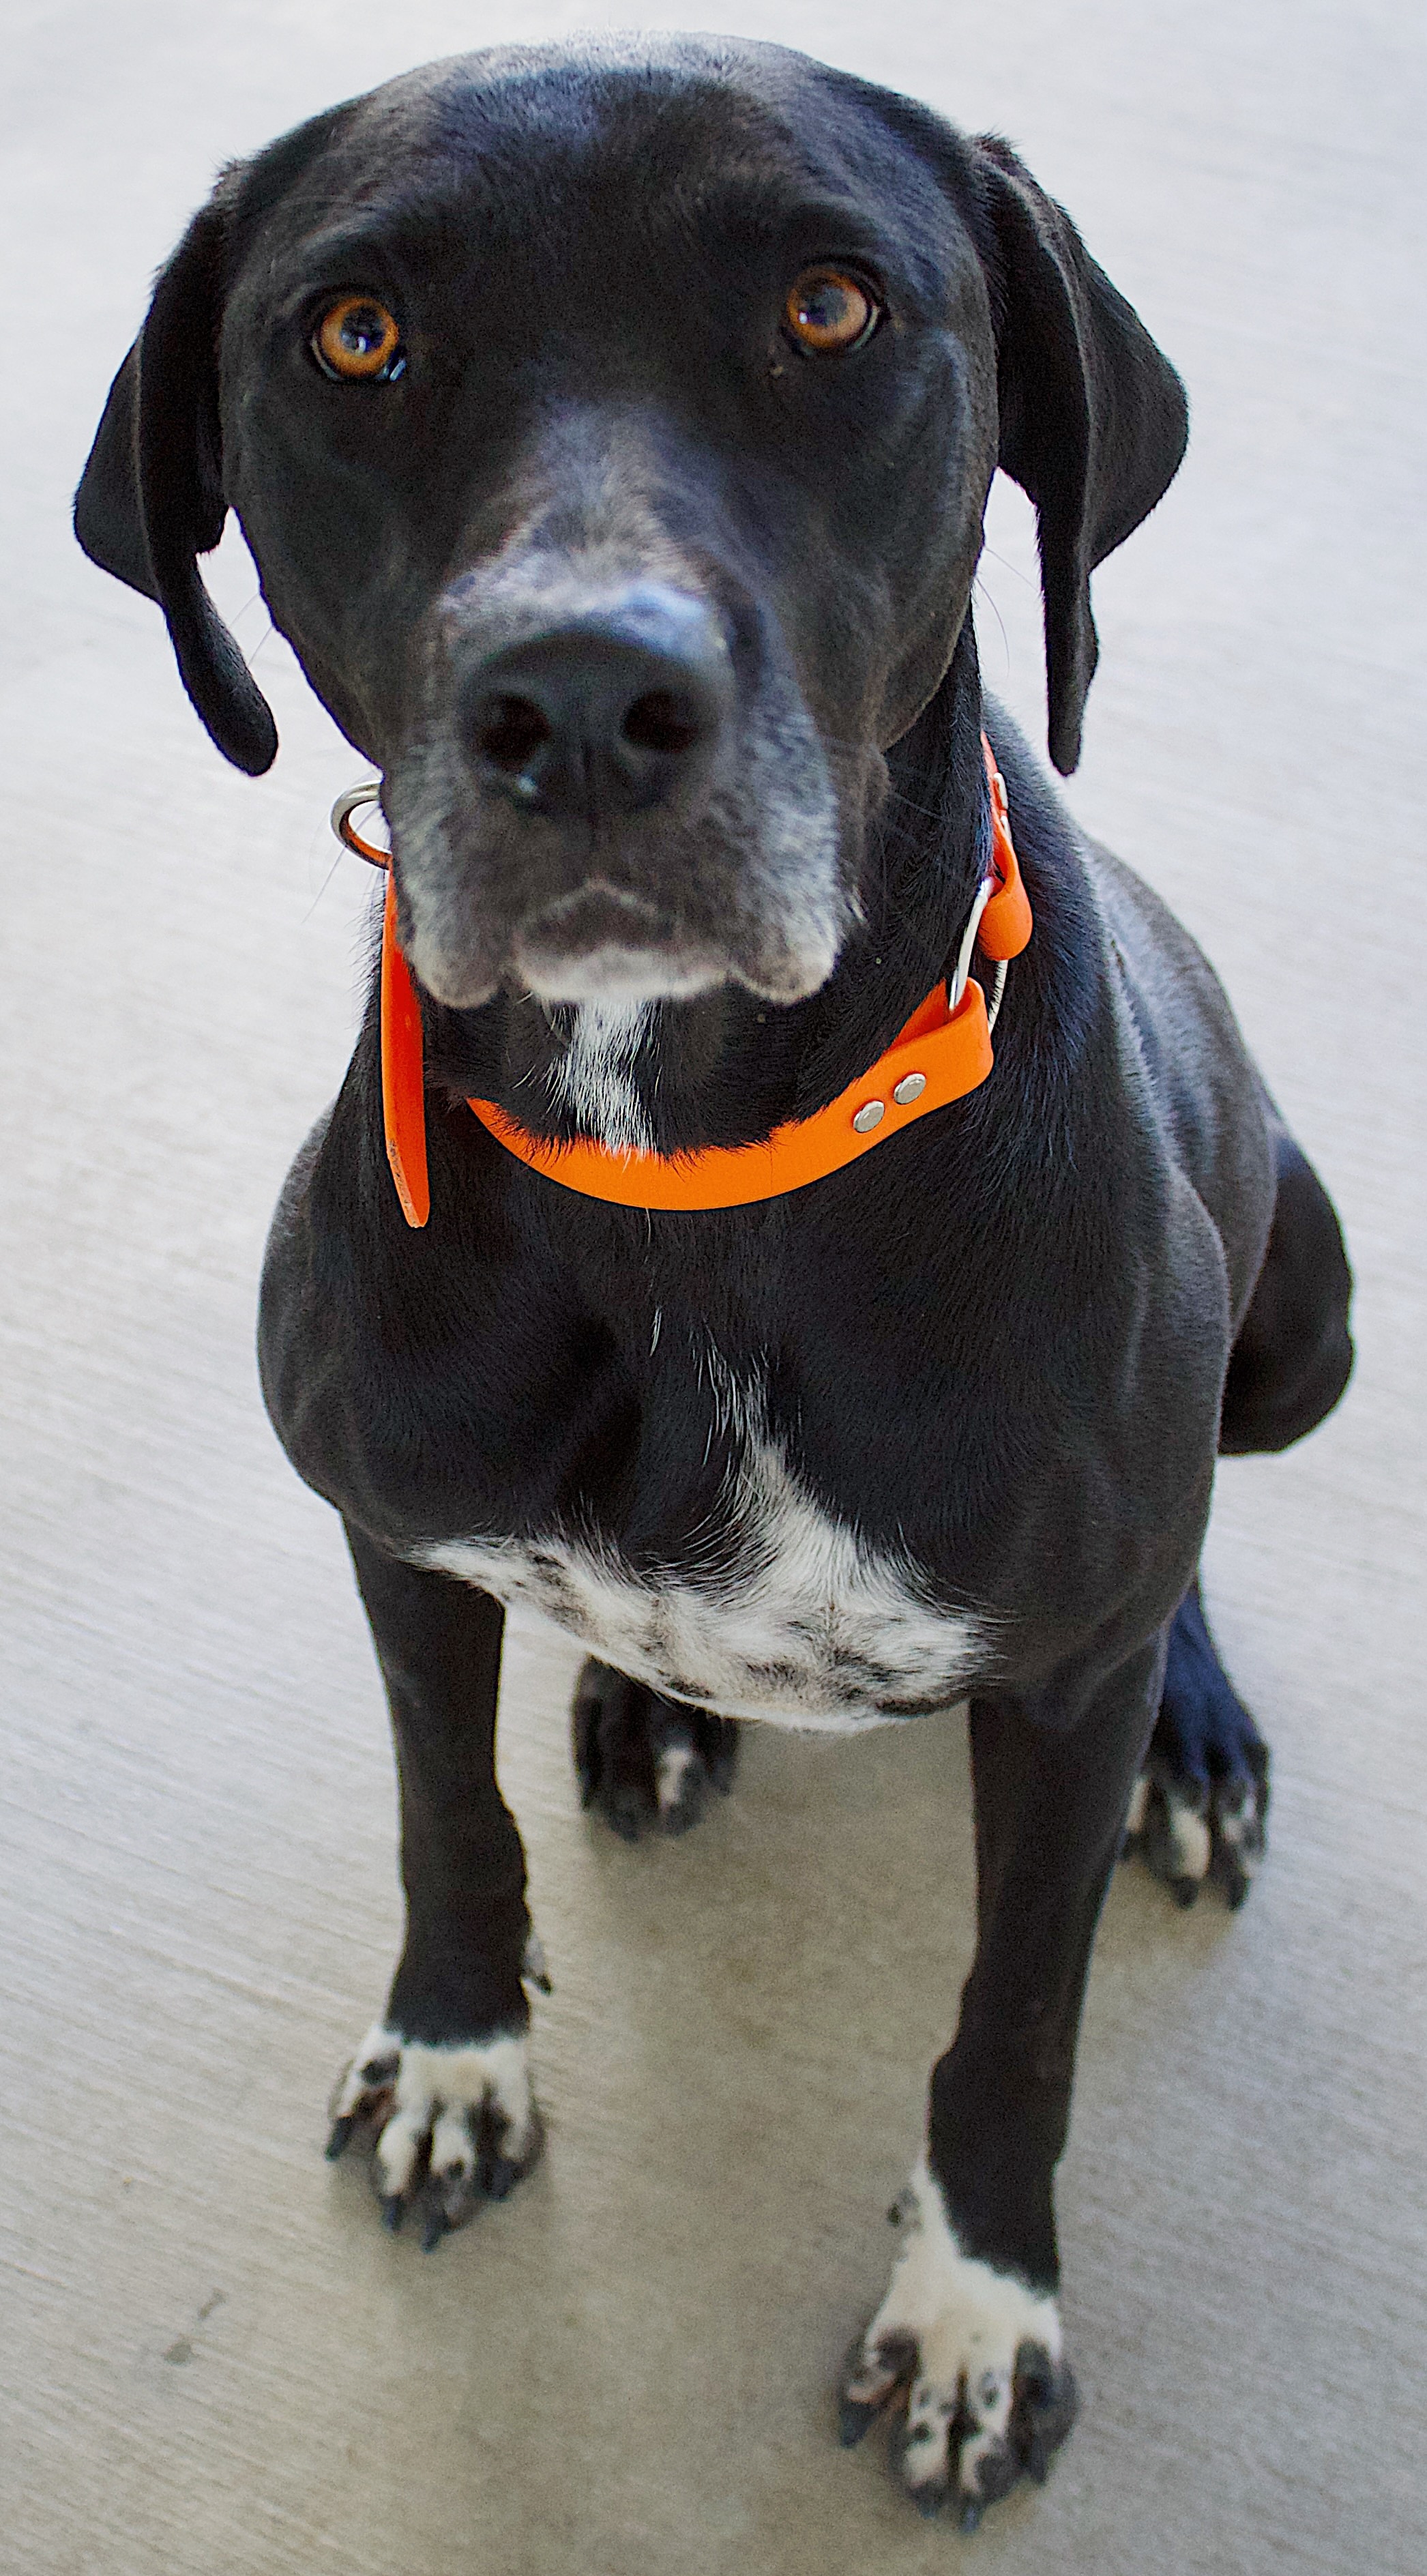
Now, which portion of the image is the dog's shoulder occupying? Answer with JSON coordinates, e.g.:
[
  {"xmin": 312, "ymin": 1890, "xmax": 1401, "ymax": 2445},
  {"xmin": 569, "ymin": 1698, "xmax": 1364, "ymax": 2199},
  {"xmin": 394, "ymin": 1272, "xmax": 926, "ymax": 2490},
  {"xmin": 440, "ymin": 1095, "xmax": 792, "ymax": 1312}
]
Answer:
[{"xmin": 1073, "ymin": 832, "xmax": 1276, "ymax": 1315}]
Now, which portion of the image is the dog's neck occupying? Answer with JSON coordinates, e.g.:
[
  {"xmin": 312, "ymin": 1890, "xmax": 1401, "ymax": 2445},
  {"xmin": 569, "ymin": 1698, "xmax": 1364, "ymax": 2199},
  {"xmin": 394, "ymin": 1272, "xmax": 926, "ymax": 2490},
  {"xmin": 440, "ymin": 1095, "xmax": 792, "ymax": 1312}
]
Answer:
[{"xmin": 420, "ymin": 628, "xmax": 988, "ymax": 1160}]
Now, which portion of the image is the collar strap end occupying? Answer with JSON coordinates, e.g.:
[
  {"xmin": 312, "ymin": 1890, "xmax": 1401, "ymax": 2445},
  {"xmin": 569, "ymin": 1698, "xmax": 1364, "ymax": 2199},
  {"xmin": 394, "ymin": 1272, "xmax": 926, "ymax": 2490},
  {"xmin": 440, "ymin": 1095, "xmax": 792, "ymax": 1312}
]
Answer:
[
  {"xmin": 380, "ymin": 870, "xmax": 430, "ymax": 1227},
  {"xmin": 977, "ymin": 750, "xmax": 1033, "ymax": 960}
]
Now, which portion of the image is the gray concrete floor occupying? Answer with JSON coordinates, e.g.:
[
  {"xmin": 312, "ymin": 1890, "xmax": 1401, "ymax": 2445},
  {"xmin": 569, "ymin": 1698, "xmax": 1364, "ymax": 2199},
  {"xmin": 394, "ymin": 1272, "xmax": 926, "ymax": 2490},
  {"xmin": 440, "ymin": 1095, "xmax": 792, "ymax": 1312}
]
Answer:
[{"xmin": 2, "ymin": 4, "xmax": 1424, "ymax": 2571}]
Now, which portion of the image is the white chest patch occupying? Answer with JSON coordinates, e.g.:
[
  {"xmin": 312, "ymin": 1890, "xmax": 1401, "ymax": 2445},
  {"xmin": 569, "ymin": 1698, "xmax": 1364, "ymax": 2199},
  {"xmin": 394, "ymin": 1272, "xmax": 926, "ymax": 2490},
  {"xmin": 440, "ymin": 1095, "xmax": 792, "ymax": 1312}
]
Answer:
[
  {"xmin": 415, "ymin": 1362, "xmax": 986, "ymax": 1729},
  {"xmin": 542, "ymin": 1002, "xmax": 654, "ymax": 1152}
]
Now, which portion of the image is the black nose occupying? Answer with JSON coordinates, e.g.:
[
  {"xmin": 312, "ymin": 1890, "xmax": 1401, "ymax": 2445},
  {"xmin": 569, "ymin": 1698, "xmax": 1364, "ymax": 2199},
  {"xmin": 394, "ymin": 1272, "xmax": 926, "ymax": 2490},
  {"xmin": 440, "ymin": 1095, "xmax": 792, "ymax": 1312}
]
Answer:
[{"xmin": 459, "ymin": 586, "xmax": 733, "ymax": 821}]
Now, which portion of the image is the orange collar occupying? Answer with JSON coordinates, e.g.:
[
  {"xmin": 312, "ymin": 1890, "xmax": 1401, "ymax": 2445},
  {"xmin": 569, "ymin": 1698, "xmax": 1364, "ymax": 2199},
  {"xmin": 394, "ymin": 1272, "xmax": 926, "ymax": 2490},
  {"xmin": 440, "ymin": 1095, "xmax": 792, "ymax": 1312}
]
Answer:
[{"xmin": 338, "ymin": 733, "xmax": 1031, "ymax": 1227}]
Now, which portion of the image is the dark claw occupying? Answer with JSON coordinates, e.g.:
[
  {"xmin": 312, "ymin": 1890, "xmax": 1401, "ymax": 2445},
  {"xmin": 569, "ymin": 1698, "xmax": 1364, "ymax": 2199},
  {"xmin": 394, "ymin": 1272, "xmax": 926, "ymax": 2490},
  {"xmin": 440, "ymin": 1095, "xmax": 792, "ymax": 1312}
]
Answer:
[
  {"xmin": 958, "ymin": 2498, "xmax": 985, "ymax": 2534},
  {"xmin": 431, "ymin": 2167, "xmax": 471, "ymax": 2231},
  {"xmin": 660, "ymin": 1790, "xmax": 703, "ymax": 1836},
  {"xmin": 325, "ymin": 2116, "xmax": 355, "ymax": 2161},
  {"xmin": 837, "ymin": 2397, "xmax": 881, "ymax": 2449},
  {"xmin": 971, "ymin": 2445, "xmax": 1020, "ymax": 2511},
  {"xmin": 1015, "ymin": 2348, "xmax": 1078, "ymax": 2485},
  {"xmin": 608, "ymin": 1795, "xmax": 645, "ymax": 1843},
  {"xmin": 707, "ymin": 1729, "xmax": 739, "ymax": 1794},
  {"xmin": 1171, "ymin": 1875, "xmax": 1200, "ymax": 1909},
  {"xmin": 379, "ymin": 2193, "xmax": 405, "ymax": 2234},
  {"xmin": 421, "ymin": 2209, "xmax": 447, "ymax": 2253},
  {"xmin": 912, "ymin": 2485, "xmax": 945, "ymax": 2521},
  {"xmin": 480, "ymin": 2153, "xmax": 520, "ymax": 2201},
  {"xmin": 836, "ymin": 2325, "xmax": 912, "ymax": 2448}
]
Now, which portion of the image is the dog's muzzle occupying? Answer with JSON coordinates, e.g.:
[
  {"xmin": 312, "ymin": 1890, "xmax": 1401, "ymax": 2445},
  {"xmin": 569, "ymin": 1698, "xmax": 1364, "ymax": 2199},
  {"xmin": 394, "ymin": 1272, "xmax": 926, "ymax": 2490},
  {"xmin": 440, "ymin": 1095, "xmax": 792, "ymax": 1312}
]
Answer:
[{"xmin": 386, "ymin": 557, "xmax": 849, "ymax": 1011}]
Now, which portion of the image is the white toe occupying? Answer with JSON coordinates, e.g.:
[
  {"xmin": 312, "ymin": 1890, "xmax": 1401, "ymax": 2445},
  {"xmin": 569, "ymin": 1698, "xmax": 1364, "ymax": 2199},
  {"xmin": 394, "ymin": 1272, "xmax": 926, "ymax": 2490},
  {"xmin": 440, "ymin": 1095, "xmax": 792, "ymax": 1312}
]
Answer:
[{"xmin": 1163, "ymin": 1793, "xmax": 1212, "ymax": 1881}]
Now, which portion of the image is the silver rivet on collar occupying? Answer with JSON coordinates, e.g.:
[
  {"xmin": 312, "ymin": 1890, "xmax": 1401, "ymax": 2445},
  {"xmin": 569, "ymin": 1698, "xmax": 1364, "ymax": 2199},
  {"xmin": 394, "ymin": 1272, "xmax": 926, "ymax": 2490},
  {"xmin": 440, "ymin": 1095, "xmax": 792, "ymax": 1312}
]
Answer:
[
  {"xmin": 892, "ymin": 1072, "xmax": 926, "ymax": 1105},
  {"xmin": 853, "ymin": 1099, "xmax": 885, "ymax": 1134}
]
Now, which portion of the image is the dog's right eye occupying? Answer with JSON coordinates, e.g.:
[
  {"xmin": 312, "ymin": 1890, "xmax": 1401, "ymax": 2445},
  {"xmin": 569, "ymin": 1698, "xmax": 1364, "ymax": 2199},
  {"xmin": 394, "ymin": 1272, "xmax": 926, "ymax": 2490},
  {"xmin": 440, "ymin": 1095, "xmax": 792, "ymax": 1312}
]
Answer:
[
  {"xmin": 312, "ymin": 295, "xmax": 406, "ymax": 383},
  {"xmin": 783, "ymin": 267, "xmax": 880, "ymax": 357}
]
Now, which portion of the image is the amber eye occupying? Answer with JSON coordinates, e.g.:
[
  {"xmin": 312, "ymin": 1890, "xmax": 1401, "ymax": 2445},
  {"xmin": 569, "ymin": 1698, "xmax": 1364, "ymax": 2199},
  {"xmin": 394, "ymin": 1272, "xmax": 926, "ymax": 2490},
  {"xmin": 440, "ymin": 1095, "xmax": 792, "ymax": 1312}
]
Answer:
[
  {"xmin": 784, "ymin": 266, "xmax": 879, "ymax": 355},
  {"xmin": 312, "ymin": 294, "xmax": 404, "ymax": 381}
]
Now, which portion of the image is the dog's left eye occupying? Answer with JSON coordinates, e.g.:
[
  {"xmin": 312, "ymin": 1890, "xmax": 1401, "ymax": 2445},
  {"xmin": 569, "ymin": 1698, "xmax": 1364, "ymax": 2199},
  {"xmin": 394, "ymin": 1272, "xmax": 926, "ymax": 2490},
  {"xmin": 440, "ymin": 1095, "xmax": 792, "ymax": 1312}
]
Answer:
[
  {"xmin": 783, "ymin": 267, "xmax": 881, "ymax": 355},
  {"xmin": 311, "ymin": 294, "xmax": 407, "ymax": 383}
]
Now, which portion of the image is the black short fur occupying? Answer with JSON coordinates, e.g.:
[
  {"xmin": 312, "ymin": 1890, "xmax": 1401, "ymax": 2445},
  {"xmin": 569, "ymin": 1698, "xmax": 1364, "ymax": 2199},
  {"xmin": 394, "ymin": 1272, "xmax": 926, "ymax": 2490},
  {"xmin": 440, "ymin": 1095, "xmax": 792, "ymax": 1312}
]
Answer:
[{"xmin": 75, "ymin": 35, "xmax": 1353, "ymax": 2523}]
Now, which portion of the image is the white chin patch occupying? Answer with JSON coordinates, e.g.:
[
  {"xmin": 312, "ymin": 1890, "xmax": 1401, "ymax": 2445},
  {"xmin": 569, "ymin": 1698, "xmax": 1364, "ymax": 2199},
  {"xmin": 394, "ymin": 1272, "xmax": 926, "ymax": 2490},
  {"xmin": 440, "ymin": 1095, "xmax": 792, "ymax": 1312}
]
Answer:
[
  {"xmin": 840, "ymin": 2156, "xmax": 1072, "ymax": 2519},
  {"xmin": 515, "ymin": 942, "xmax": 726, "ymax": 1006}
]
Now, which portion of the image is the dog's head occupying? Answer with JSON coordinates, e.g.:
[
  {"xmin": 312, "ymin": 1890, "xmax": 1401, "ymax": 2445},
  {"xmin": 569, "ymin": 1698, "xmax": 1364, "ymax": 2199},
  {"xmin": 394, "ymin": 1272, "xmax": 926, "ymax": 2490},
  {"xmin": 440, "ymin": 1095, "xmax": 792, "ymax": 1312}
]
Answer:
[{"xmin": 76, "ymin": 38, "xmax": 1186, "ymax": 1011}]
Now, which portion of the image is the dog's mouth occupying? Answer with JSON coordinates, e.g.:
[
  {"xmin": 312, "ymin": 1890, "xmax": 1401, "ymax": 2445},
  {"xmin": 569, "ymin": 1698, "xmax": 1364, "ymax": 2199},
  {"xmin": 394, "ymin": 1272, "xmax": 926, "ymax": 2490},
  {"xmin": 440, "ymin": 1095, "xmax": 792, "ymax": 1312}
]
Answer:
[
  {"xmin": 389, "ymin": 747, "xmax": 854, "ymax": 1015},
  {"xmin": 507, "ymin": 885, "xmax": 729, "ymax": 1005},
  {"xmin": 401, "ymin": 864, "xmax": 844, "ymax": 1013}
]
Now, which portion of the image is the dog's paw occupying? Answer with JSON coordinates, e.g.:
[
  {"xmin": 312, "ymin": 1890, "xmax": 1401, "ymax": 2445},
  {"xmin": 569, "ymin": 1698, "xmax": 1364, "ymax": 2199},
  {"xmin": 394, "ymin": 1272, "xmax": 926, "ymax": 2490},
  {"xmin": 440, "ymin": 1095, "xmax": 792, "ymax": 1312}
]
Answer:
[
  {"xmin": 325, "ymin": 2024, "xmax": 542, "ymax": 2249},
  {"xmin": 572, "ymin": 1658, "xmax": 739, "ymax": 1841},
  {"xmin": 838, "ymin": 2159, "xmax": 1076, "ymax": 2526},
  {"xmin": 1121, "ymin": 1760, "xmax": 1266, "ymax": 1910},
  {"xmin": 1123, "ymin": 1605, "xmax": 1269, "ymax": 1908}
]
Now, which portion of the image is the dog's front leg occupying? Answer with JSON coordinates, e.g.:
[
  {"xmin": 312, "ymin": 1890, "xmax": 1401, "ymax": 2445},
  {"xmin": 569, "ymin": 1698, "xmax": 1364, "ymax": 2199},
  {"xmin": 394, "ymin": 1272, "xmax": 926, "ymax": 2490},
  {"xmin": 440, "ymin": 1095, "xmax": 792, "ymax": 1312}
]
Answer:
[
  {"xmin": 841, "ymin": 1637, "xmax": 1164, "ymax": 2524},
  {"xmin": 325, "ymin": 1525, "xmax": 543, "ymax": 2246}
]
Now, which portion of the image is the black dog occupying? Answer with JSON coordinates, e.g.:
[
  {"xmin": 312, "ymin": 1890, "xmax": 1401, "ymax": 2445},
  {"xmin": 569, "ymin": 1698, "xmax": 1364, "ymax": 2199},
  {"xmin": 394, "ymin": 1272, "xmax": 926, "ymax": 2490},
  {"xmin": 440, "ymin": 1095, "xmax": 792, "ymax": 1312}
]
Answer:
[{"xmin": 75, "ymin": 36, "xmax": 1353, "ymax": 2526}]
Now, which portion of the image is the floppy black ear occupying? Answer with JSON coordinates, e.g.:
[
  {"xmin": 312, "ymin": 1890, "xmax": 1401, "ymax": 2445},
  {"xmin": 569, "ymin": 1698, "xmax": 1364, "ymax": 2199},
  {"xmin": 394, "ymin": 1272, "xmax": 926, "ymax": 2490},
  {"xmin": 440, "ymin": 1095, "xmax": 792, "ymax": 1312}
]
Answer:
[
  {"xmin": 74, "ymin": 198, "xmax": 278, "ymax": 776},
  {"xmin": 973, "ymin": 135, "xmax": 1188, "ymax": 775}
]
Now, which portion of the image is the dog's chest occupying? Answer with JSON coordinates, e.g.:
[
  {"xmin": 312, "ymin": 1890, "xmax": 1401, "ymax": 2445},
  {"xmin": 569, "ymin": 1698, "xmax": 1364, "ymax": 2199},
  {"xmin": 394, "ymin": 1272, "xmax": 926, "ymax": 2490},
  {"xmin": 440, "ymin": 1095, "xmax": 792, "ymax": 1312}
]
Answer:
[{"xmin": 415, "ymin": 1382, "xmax": 984, "ymax": 1730}]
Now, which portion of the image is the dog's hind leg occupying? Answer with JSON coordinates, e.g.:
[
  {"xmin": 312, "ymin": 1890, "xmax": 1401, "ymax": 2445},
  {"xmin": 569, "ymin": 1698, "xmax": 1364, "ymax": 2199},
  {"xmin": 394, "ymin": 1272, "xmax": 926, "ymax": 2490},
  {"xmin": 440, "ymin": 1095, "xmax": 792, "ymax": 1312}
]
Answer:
[
  {"xmin": 325, "ymin": 1527, "xmax": 545, "ymax": 2249},
  {"xmin": 1123, "ymin": 1579, "xmax": 1269, "ymax": 1908},
  {"xmin": 571, "ymin": 1658, "xmax": 739, "ymax": 1841},
  {"xmin": 1219, "ymin": 1122, "xmax": 1353, "ymax": 1458},
  {"xmin": 1126, "ymin": 1124, "xmax": 1353, "ymax": 1907}
]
